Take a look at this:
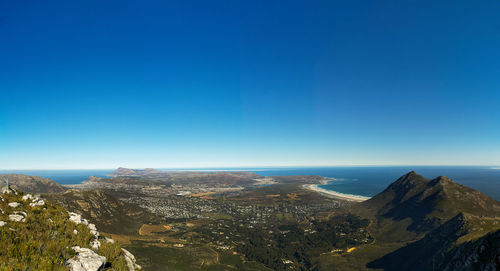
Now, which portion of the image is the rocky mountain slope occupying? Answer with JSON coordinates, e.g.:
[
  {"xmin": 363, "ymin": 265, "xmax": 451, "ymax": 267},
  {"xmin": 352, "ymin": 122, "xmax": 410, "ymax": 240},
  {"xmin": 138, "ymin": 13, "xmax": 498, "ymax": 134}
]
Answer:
[
  {"xmin": 0, "ymin": 185, "xmax": 140, "ymax": 270},
  {"xmin": 354, "ymin": 171, "xmax": 500, "ymax": 242},
  {"xmin": 0, "ymin": 174, "xmax": 65, "ymax": 194},
  {"xmin": 368, "ymin": 212, "xmax": 500, "ymax": 270},
  {"xmin": 340, "ymin": 171, "xmax": 500, "ymax": 270}
]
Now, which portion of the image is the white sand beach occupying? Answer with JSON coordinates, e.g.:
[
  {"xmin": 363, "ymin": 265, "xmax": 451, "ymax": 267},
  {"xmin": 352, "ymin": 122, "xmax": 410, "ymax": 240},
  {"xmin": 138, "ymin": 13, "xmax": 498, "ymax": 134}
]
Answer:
[{"xmin": 302, "ymin": 180, "xmax": 371, "ymax": 202}]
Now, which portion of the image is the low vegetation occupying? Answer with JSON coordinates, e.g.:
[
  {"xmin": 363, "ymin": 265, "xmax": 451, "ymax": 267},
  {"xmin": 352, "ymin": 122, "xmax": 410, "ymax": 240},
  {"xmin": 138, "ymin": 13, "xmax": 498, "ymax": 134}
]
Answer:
[{"xmin": 0, "ymin": 188, "xmax": 129, "ymax": 270}]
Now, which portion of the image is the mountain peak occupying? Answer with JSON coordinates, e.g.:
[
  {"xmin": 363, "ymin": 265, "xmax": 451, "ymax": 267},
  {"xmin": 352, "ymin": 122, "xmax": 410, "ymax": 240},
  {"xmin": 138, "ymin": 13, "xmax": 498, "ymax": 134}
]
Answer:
[
  {"xmin": 431, "ymin": 176, "xmax": 453, "ymax": 184},
  {"xmin": 355, "ymin": 171, "xmax": 500, "ymax": 240},
  {"xmin": 398, "ymin": 171, "xmax": 426, "ymax": 182},
  {"xmin": 384, "ymin": 171, "xmax": 428, "ymax": 196}
]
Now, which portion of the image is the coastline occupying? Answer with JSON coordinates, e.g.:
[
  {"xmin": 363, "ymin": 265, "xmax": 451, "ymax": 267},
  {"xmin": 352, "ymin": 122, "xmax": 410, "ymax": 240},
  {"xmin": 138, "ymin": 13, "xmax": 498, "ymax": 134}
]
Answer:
[{"xmin": 302, "ymin": 178, "xmax": 371, "ymax": 202}]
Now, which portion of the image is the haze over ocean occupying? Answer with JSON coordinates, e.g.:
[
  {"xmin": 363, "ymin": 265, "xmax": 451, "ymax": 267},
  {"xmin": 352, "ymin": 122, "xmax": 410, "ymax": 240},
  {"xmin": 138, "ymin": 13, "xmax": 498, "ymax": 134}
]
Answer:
[{"xmin": 2, "ymin": 166, "xmax": 500, "ymax": 201}]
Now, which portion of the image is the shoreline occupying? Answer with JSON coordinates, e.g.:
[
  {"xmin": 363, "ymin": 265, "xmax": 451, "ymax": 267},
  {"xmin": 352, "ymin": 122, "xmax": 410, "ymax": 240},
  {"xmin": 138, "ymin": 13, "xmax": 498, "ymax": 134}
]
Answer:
[{"xmin": 303, "ymin": 178, "xmax": 371, "ymax": 202}]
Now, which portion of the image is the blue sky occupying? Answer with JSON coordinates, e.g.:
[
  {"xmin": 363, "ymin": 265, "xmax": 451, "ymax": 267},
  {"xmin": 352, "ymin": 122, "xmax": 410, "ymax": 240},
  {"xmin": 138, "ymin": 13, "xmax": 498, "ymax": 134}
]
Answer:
[{"xmin": 1, "ymin": 0, "xmax": 499, "ymax": 169}]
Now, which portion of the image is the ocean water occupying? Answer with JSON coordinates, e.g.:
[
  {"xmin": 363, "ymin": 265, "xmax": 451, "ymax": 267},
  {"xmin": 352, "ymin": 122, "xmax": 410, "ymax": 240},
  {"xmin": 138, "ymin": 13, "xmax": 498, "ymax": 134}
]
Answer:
[
  {"xmin": 251, "ymin": 166, "xmax": 500, "ymax": 201},
  {"xmin": 1, "ymin": 166, "xmax": 499, "ymax": 201}
]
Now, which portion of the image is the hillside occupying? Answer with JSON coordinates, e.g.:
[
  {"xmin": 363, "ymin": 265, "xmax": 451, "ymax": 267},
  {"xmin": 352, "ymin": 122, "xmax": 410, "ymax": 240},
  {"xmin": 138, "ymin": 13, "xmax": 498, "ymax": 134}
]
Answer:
[
  {"xmin": 354, "ymin": 171, "xmax": 500, "ymax": 242},
  {"xmin": 0, "ymin": 174, "xmax": 65, "ymax": 194},
  {"xmin": 0, "ymin": 185, "xmax": 140, "ymax": 270},
  {"xmin": 319, "ymin": 171, "xmax": 500, "ymax": 270},
  {"xmin": 367, "ymin": 212, "xmax": 500, "ymax": 270},
  {"xmin": 46, "ymin": 189, "xmax": 160, "ymax": 235}
]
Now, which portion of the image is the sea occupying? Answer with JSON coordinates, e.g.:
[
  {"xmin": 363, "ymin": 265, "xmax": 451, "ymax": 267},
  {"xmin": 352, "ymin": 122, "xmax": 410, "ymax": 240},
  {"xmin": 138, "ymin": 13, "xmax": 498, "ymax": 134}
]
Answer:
[{"xmin": 1, "ymin": 166, "xmax": 500, "ymax": 201}]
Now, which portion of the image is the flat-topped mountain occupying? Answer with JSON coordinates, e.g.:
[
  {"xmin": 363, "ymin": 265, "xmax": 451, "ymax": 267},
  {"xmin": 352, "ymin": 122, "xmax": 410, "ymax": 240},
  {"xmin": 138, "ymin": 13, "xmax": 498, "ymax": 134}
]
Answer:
[
  {"xmin": 0, "ymin": 174, "xmax": 65, "ymax": 194},
  {"xmin": 108, "ymin": 167, "xmax": 162, "ymax": 177}
]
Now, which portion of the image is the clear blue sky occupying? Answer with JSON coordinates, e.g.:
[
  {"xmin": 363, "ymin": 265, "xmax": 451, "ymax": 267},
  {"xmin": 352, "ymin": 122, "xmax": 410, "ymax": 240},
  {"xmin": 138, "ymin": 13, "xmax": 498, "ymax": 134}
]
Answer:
[{"xmin": 1, "ymin": 0, "xmax": 499, "ymax": 169}]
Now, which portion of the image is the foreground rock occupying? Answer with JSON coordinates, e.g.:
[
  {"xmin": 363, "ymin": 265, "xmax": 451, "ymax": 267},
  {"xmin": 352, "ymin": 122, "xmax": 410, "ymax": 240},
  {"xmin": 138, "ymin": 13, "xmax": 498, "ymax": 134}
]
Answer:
[{"xmin": 67, "ymin": 246, "xmax": 106, "ymax": 271}]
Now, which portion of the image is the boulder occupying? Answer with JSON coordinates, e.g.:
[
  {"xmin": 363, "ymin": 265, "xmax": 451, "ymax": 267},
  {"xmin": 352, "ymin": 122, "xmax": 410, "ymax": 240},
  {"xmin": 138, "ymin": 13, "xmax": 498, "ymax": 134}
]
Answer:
[
  {"xmin": 8, "ymin": 202, "xmax": 21, "ymax": 208},
  {"xmin": 22, "ymin": 194, "xmax": 34, "ymax": 201},
  {"xmin": 9, "ymin": 211, "xmax": 27, "ymax": 222},
  {"xmin": 121, "ymin": 248, "xmax": 142, "ymax": 270},
  {"xmin": 8, "ymin": 214, "xmax": 25, "ymax": 222},
  {"xmin": 67, "ymin": 246, "xmax": 106, "ymax": 271},
  {"xmin": 69, "ymin": 212, "xmax": 85, "ymax": 224},
  {"xmin": 0, "ymin": 221, "xmax": 6, "ymax": 227}
]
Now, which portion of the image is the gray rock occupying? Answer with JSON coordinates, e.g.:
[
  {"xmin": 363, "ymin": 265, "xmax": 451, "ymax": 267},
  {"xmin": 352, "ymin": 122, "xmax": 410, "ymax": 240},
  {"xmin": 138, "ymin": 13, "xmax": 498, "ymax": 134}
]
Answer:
[
  {"xmin": 29, "ymin": 199, "xmax": 45, "ymax": 207},
  {"xmin": 90, "ymin": 239, "xmax": 101, "ymax": 251},
  {"xmin": 22, "ymin": 194, "xmax": 34, "ymax": 201},
  {"xmin": 8, "ymin": 214, "xmax": 25, "ymax": 222},
  {"xmin": 8, "ymin": 202, "xmax": 21, "ymax": 208},
  {"xmin": 9, "ymin": 211, "xmax": 27, "ymax": 222},
  {"xmin": 68, "ymin": 212, "xmax": 83, "ymax": 224},
  {"xmin": 121, "ymin": 248, "xmax": 142, "ymax": 270},
  {"xmin": 67, "ymin": 246, "xmax": 106, "ymax": 271}
]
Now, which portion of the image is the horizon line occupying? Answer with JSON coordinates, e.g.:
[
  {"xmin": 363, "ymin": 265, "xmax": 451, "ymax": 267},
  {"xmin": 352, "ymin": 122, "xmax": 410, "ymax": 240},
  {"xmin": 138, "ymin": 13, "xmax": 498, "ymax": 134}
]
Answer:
[{"xmin": 1, "ymin": 164, "xmax": 499, "ymax": 171}]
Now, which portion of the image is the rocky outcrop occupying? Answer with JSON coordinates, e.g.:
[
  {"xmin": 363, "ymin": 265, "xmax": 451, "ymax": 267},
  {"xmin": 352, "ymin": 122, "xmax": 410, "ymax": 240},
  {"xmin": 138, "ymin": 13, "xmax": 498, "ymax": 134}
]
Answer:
[
  {"xmin": 68, "ymin": 212, "xmax": 101, "ymax": 250},
  {"xmin": 67, "ymin": 246, "xmax": 106, "ymax": 271},
  {"xmin": 22, "ymin": 193, "xmax": 46, "ymax": 207},
  {"xmin": 29, "ymin": 198, "xmax": 45, "ymax": 207},
  {"xmin": 9, "ymin": 211, "xmax": 26, "ymax": 222},
  {"xmin": 66, "ymin": 211, "xmax": 141, "ymax": 270},
  {"xmin": 122, "ymin": 248, "xmax": 141, "ymax": 271}
]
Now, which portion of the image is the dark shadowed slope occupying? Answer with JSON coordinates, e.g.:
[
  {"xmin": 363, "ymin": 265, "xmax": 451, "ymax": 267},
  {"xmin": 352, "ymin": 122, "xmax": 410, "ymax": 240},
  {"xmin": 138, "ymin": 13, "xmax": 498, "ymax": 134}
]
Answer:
[
  {"xmin": 368, "ymin": 212, "xmax": 500, "ymax": 271},
  {"xmin": 46, "ymin": 189, "xmax": 160, "ymax": 235}
]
